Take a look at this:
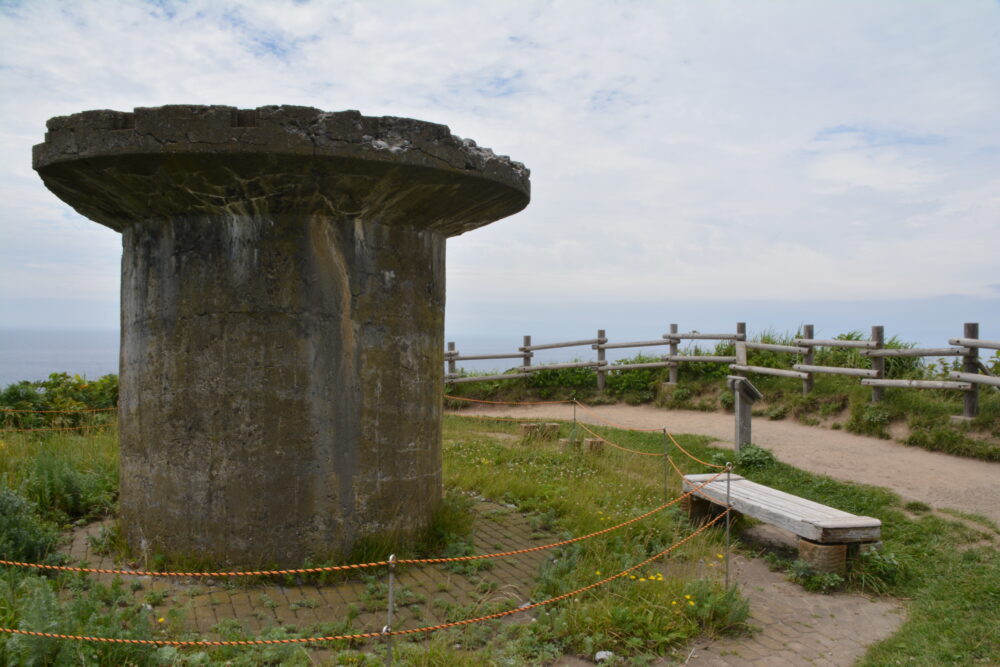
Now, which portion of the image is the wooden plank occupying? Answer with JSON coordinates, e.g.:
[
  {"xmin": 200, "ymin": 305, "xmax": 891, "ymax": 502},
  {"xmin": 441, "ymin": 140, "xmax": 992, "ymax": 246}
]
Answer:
[
  {"xmin": 445, "ymin": 373, "xmax": 527, "ymax": 384},
  {"xmin": 663, "ymin": 333, "xmax": 745, "ymax": 341},
  {"xmin": 861, "ymin": 379, "xmax": 972, "ymax": 390},
  {"xmin": 949, "ymin": 371, "xmax": 1000, "ymax": 388},
  {"xmin": 950, "ymin": 337, "xmax": 1000, "ymax": 351},
  {"xmin": 664, "ymin": 355, "xmax": 737, "ymax": 363},
  {"xmin": 520, "ymin": 338, "xmax": 603, "ymax": 351},
  {"xmin": 861, "ymin": 347, "xmax": 971, "ymax": 358},
  {"xmin": 687, "ymin": 479, "xmax": 856, "ymax": 522},
  {"xmin": 683, "ymin": 478, "xmax": 863, "ymax": 522},
  {"xmin": 730, "ymin": 364, "xmax": 809, "ymax": 379},
  {"xmin": 793, "ymin": 364, "xmax": 879, "ymax": 378},
  {"xmin": 523, "ymin": 360, "xmax": 607, "ymax": 373},
  {"xmin": 595, "ymin": 339, "xmax": 672, "ymax": 350},
  {"xmin": 793, "ymin": 338, "xmax": 877, "ymax": 349},
  {"xmin": 744, "ymin": 342, "xmax": 810, "ymax": 354},
  {"xmin": 453, "ymin": 352, "xmax": 529, "ymax": 361},
  {"xmin": 682, "ymin": 476, "xmax": 881, "ymax": 543},
  {"xmin": 604, "ymin": 361, "xmax": 676, "ymax": 371}
]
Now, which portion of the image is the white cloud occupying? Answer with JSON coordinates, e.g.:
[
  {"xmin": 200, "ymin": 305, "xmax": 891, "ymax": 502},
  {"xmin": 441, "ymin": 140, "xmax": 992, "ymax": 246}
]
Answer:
[{"xmin": 1, "ymin": 0, "xmax": 998, "ymax": 332}]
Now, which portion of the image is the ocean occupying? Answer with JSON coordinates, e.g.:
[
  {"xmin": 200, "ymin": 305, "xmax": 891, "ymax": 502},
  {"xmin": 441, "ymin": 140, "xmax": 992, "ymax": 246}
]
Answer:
[
  {"xmin": 2, "ymin": 322, "xmax": 995, "ymax": 388},
  {"xmin": 0, "ymin": 329, "xmax": 120, "ymax": 387}
]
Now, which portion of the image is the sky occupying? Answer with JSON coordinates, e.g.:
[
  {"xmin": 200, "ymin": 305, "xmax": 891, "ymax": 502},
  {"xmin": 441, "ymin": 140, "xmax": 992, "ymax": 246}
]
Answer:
[{"xmin": 1, "ymin": 0, "xmax": 998, "ymax": 350}]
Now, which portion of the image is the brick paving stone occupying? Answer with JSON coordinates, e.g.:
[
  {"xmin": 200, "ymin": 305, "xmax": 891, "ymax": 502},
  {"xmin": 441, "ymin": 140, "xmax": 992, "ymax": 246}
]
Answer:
[{"xmin": 674, "ymin": 555, "xmax": 905, "ymax": 667}]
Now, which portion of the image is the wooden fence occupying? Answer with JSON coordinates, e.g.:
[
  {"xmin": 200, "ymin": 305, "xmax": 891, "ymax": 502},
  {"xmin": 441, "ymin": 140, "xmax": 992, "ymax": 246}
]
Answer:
[{"xmin": 444, "ymin": 322, "xmax": 999, "ymax": 419}]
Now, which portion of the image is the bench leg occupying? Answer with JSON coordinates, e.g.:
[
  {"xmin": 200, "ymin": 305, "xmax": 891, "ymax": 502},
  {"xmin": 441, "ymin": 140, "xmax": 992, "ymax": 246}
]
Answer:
[
  {"xmin": 798, "ymin": 538, "xmax": 847, "ymax": 574},
  {"xmin": 681, "ymin": 494, "xmax": 717, "ymax": 524}
]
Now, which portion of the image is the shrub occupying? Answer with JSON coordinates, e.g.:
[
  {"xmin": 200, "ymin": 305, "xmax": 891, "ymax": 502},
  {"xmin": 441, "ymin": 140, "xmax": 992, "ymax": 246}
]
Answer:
[
  {"xmin": 0, "ymin": 490, "xmax": 60, "ymax": 562},
  {"xmin": 848, "ymin": 549, "xmax": 908, "ymax": 595},
  {"xmin": 846, "ymin": 402, "xmax": 890, "ymax": 438}
]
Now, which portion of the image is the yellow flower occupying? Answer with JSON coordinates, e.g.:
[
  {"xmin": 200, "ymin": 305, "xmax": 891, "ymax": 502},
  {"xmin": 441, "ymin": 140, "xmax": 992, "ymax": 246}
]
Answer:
[
  {"xmin": 157, "ymin": 617, "xmax": 165, "ymax": 623},
  {"xmin": 639, "ymin": 578, "xmax": 646, "ymax": 582},
  {"xmin": 595, "ymin": 570, "xmax": 601, "ymax": 575},
  {"xmin": 717, "ymin": 553, "xmax": 724, "ymax": 559},
  {"xmin": 671, "ymin": 600, "xmax": 677, "ymax": 605},
  {"xmin": 684, "ymin": 594, "xmax": 691, "ymax": 600},
  {"xmin": 688, "ymin": 601, "xmax": 695, "ymax": 606},
  {"xmin": 630, "ymin": 575, "xmax": 636, "ymax": 580}
]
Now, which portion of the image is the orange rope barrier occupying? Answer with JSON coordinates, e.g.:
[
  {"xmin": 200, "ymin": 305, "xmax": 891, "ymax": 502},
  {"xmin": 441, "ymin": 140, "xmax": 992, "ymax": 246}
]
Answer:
[
  {"xmin": 665, "ymin": 430, "xmax": 725, "ymax": 469},
  {"xmin": 0, "ymin": 511, "xmax": 728, "ymax": 647},
  {"xmin": 0, "ymin": 422, "xmax": 118, "ymax": 434},
  {"xmin": 0, "ymin": 473, "xmax": 726, "ymax": 578},
  {"xmin": 0, "ymin": 407, "xmax": 117, "ymax": 413},
  {"xmin": 577, "ymin": 423, "xmax": 663, "ymax": 457},
  {"xmin": 667, "ymin": 457, "xmax": 729, "ymax": 506},
  {"xmin": 572, "ymin": 400, "xmax": 664, "ymax": 432},
  {"xmin": 444, "ymin": 396, "xmax": 573, "ymax": 406}
]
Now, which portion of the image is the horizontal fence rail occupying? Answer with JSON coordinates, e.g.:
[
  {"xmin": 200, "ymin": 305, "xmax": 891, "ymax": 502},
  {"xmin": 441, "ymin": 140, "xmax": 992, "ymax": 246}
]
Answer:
[{"xmin": 444, "ymin": 322, "xmax": 997, "ymax": 419}]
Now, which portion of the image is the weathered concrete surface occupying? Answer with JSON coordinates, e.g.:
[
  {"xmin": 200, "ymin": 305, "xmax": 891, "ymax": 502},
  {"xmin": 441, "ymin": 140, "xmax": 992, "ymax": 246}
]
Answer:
[{"xmin": 34, "ymin": 105, "xmax": 529, "ymax": 566}]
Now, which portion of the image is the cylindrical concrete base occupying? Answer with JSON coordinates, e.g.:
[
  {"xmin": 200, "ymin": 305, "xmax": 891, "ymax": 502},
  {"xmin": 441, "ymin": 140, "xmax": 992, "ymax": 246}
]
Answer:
[
  {"xmin": 119, "ymin": 215, "xmax": 445, "ymax": 565},
  {"xmin": 33, "ymin": 105, "xmax": 530, "ymax": 567}
]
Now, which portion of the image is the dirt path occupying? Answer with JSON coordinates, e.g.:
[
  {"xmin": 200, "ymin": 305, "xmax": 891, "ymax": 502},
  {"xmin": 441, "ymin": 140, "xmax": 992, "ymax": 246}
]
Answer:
[{"xmin": 449, "ymin": 402, "xmax": 1000, "ymax": 526}]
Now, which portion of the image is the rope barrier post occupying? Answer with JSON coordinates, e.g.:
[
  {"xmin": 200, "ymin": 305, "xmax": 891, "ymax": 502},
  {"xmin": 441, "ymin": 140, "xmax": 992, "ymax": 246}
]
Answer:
[
  {"xmin": 662, "ymin": 428, "xmax": 669, "ymax": 502},
  {"xmin": 725, "ymin": 463, "xmax": 733, "ymax": 589},
  {"xmin": 571, "ymin": 401, "xmax": 578, "ymax": 444},
  {"xmin": 384, "ymin": 553, "xmax": 396, "ymax": 666}
]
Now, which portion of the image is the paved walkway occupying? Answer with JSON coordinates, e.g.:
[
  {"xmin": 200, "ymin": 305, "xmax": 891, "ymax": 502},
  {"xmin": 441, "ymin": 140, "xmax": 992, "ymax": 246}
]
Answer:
[{"xmin": 677, "ymin": 554, "xmax": 904, "ymax": 667}]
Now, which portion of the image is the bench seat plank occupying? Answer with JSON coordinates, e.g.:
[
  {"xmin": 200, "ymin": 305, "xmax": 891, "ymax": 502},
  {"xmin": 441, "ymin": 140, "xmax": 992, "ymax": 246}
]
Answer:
[{"xmin": 682, "ymin": 474, "xmax": 881, "ymax": 543}]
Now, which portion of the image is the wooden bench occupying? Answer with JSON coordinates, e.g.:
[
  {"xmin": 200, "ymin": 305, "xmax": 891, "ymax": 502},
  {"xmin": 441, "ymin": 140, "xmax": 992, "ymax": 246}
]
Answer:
[{"xmin": 682, "ymin": 473, "xmax": 881, "ymax": 572}]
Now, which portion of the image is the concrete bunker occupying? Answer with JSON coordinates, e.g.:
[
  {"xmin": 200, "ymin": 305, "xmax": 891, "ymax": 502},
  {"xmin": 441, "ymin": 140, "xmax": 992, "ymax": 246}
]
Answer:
[{"xmin": 33, "ymin": 105, "xmax": 530, "ymax": 566}]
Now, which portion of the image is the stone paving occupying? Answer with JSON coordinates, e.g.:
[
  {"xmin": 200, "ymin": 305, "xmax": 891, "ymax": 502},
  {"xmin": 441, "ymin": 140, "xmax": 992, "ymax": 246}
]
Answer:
[
  {"xmin": 675, "ymin": 554, "xmax": 905, "ymax": 667},
  {"xmin": 64, "ymin": 498, "xmax": 550, "ymax": 644}
]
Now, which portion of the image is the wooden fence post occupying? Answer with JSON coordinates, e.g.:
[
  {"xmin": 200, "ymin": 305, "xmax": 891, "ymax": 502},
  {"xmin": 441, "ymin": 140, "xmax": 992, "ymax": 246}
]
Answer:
[
  {"xmin": 596, "ymin": 329, "xmax": 607, "ymax": 391},
  {"xmin": 668, "ymin": 323, "xmax": 679, "ymax": 384},
  {"xmin": 734, "ymin": 322, "xmax": 747, "ymax": 377},
  {"xmin": 870, "ymin": 326, "xmax": 884, "ymax": 403},
  {"xmin": 447, "ymin": 341, "xmax": 456, "ymax": 377},
  {"xmin": 802, "ymin": 324, "xmax": 814, "ymax": 395},
  {"xmin": 522, "ymin": 335, "xmax": 532, "ymax": 371},
  {"xmin": 963, "ymin": 323, "xmax": 979, "ymax": 419}
]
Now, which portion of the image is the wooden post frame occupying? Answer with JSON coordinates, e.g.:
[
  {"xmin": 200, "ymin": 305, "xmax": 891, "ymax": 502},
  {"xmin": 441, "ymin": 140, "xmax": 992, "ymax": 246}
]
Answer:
[
  {"xmin": 596, "ymin": 329, "xmax": 607, "ymax": 391},
  {"xmin": 446, "ymin": 341, "xmax": 457, "ymax": 377},
  {"xmin": 870, "ymin": 326, "xmax": 885, "ymax": 403},
  {"xmin": 726, "ymin": 375, "xmax": 762, "ymax": 452},
  {"xmin": 802, "ymin": 324, "xmax": 815, "ymax": 395},
  {"xmin": 667, "ymin": 323, "xmax": 679, "ymax": 384},
  {"xmin": 963, "ymin": 323, "xmax": 979, "ymax": 419},
  {"xmin": 522, "ymin": 335, "xmax": 532, "ymax": 370}
]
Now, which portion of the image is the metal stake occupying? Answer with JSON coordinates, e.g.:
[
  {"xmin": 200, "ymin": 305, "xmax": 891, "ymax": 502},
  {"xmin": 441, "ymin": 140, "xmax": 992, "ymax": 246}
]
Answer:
[
  {"xmin": 725, "ymin": 463, "xmax": 732, "ymax": 588},
  {"xmin": 663, "ymin": 428, "xmax": 669, "ymax": 502},
  {"xmin": 571, "ymin": 401, "xmax": 578, "ymax": 444},
  {"xmin": 384, "ymin": 553, "xmax": 396, "ymax": 667}
]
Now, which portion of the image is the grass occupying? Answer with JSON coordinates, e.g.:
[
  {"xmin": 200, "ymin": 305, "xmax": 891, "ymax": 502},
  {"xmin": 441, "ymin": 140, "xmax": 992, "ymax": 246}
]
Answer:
[
  {"xmin": 1, "ymin": 409, "xmax": 998, "ymax": 664},
  {"xmin": 0, "ymin": 414, "xmax": 745, "ymax": 665}
]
